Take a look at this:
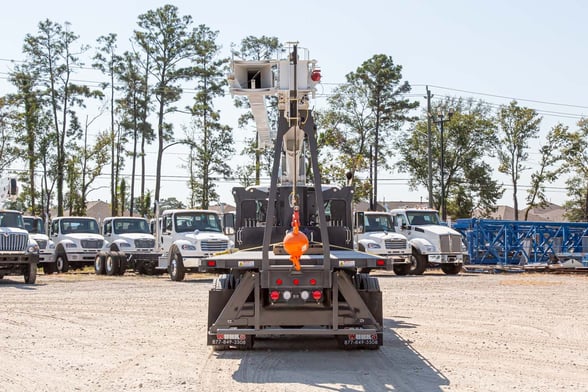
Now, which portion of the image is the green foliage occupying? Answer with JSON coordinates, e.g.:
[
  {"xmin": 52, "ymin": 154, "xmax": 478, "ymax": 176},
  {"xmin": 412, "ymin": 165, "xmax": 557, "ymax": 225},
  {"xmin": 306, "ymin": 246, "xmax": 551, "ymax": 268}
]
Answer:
[
  {"xmin": 496, "ymin": 100, "xmax": 541, "ymax": 220},
  {"xmin": 553, "ymin": 118, "xmax": 588, "ymax": 221},
  {"xmin": 395, "ymin": 97, "xmax": 503, "ymax": 218},
  {"xmin": 317, "ymin": 54, "xmax": 418, "ymax": 205},
  {"xmin": 185, "ymin": 25, "xmax": 234, "ymax": 209}
]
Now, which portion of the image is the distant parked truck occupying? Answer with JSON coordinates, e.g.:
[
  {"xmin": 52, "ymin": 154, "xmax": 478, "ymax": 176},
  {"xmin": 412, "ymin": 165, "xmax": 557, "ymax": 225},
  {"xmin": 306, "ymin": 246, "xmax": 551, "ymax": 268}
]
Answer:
[
  {"xmin": 50, "ymin": 216, "xmax": 104, "ymax": 273},
  {"xmin": 155, "ymin": 209, "xmax": 234, "ymax": 281},
  {"xmin": 23, "ymin": 216, "xmax": 55, "ymax": 274},
  {"xmin": 95, "ymin": 216, "xmax": 161, "ymax": 276},
  {"xmin": 0, "ymin": 210, "xmax": 39, "ymax": 283},
  {"xmin": 354, "ymin": 211, "xmax": 412, "ymax": 275},
  {"xmin": 389, "ymin": 208, "xmax": 465, "ymax": 275}
]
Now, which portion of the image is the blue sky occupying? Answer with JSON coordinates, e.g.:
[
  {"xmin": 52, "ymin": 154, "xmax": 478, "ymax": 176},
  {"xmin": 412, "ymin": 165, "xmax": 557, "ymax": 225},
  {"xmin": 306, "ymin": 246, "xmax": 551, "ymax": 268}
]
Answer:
[{"xmin": 1, "ymin": 0, "xmax": 586, "ymax": 208}]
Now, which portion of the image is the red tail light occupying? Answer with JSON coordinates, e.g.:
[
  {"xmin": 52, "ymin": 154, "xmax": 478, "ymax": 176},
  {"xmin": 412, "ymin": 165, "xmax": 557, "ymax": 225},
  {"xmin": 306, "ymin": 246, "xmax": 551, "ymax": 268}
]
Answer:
[
  {"xmin": 270, "ymin": 291, "xmax": 280, "ymax": 301},
  {"xmin": 293, "ymin": 278, "xmax": 300, "ymax": 286},
  {"xmin": 309, "ymin": 278, "xmax": 317, "ymax": 285},
  {"xmin": 376, "ymin": 259, "xmax": 385, "ymax": 266},
  {"xmin": 207, "ymin": 260, "xmax": 216, "ymax": 267},
  {"xmin": 276, "ymin": 278, "xmax": 283, "ymax": 286},
  {"xmin": 312, "ymin": 290, "xmax": 322, "ymax": 300}
]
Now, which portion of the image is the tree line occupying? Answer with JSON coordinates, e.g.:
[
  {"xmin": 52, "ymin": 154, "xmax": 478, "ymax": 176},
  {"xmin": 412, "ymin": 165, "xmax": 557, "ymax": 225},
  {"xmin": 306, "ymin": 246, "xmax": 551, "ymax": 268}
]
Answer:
[{"xmin": 1, "ymin": 4, "xmax": 586, "ymax": 221}]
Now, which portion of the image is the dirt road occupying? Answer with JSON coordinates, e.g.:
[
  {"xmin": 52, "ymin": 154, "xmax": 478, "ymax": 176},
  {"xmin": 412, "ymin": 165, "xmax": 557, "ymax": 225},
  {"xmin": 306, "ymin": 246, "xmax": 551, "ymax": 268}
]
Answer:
[{"xmin": 1, "ymin": 271, "xmax": 587, "ymax": 391}]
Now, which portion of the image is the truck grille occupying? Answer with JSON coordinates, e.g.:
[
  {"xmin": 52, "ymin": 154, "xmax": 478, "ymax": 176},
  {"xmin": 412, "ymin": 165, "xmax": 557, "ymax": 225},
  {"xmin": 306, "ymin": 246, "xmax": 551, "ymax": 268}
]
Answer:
[
  {"xmin": 385, "ymin": 238, "xmax": 408, "ymax": 250},
  {"xmin": 440, "ymin": 234, "xmax": 462, "ymax": 253},
  {"xmin": 202, "ymin": 240, "xmax": 228, "ymax": 252},
  {"xmin": 36, "ymin": 239, "xmax": 48, "ymax": 249},
  {"xmin": 135, "ymin": 239, "xmax": 155, "ymax": 248},
  {"xmin": 0, "ymin": 233, "xmax": 28, "ymax": 251},
  {"xmin": 81, "ymin": 239, "xmax": 104, "ymax": 249}
]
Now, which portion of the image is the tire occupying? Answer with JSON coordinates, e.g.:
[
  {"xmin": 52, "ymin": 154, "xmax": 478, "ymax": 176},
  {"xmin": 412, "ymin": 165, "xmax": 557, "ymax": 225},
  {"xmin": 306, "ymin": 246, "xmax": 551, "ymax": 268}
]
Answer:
[
  {"xmin": 409, "ymin": 249, "xmax": 427, "ymax": 275},
  {"xmin": 105, "ymin": 253, "xmax": 119, "ymax": 276},
  {"xmin": 441, "ymin": 263, "xmax": 462, "ymax": 275},
  {"xmin": 55, "ymin": 254, "xmax": 69, "ymax": 273},
  {"xmin": 43, "ymin": 262, "xmax": 57, "ymax": 275},
  {"xmin": 24, "ymin": 263, "xmax": 37, "ymax": 284},
  {"xmin": 94, "ymin": 253, "xmax": 106, "ymax": 275},
  {"xmin": 393, "ymin": 263, "xmax": 411, "ymax": 276},
  {"xmin": 169, "ymin": 250, "xmax": 186, "ymax": 282},
  {"xmin": 117, "ymin": 253, "xmax": 127, "ymax": 275}
]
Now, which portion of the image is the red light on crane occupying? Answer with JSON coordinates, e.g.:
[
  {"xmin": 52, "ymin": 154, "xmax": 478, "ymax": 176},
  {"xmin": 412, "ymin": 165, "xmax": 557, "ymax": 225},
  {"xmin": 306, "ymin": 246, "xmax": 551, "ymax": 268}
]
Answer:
[{"xmin": 311, "ymin": 69, "xmax": 321, "ymax": 82}]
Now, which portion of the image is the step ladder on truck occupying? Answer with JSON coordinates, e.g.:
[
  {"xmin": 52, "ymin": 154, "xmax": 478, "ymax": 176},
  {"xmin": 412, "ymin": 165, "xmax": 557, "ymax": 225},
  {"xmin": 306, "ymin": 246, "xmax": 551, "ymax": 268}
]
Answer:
[{"xmin": 204, "ymin": 43, "xmax": 386, "ymax": 350}]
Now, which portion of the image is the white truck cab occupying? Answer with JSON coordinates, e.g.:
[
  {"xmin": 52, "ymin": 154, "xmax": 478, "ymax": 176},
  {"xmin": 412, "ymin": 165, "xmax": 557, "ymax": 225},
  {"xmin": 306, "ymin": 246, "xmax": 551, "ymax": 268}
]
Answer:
[
  {"xmin": 23, "ymin": 216, "xmax": 55, "ymax": 271},
  {"xmin": 157, "ymin": 209, "xmax": 234, "ymax": 281},
  {"xmin": 0, "ymin": 210, "xmax": 39, "ymax": 283},
  {"xmin": 50, "ymin": 216, "xmax": 104, "ymax": 273},
  {"xmin": 390, "ymin": 208, "xmax": 464, "ymax": 275},
  {"xmin": 99, "ymin": 217, "xmax": 160, "ymax": 275},
  {"xmin": 354, "ymin": 211, "xmax": 412, "ymax": 275}
]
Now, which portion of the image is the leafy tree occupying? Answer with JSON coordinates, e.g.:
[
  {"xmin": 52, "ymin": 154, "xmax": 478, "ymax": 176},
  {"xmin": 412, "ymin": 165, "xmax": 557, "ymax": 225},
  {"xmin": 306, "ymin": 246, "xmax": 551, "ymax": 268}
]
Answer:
[
  {"xmin": 134, "ymin": 4, "xmax": 198, "ymax": 203},
  {"xmin": 318, "ymin": 54, "xmax": 418, "ymax": 207},
  {"xmin": 93, "ymin": 33, "xmax": 121, "ymax": 215},
  {"xmin": 185, "ymin": 25, "xmax": 233, "ymax": 209},
  {"xmin": 496, "ymin": 101, "xmax": 541, "ymax": 220},
  {"xmin": 23, "ymin": 19, "xmax": 103, "ymax": 216},
  {"xmin": 0, "ymin": 97, "xmax": 18, "ymax": 174},
  {"xmin": 114, "ymin": 49, "xmax": 153, "ymax": 216},
  {"xmin": 396, "ymin": 97, "xmax": 503, "ymax": 218},
  {"xmin": 554, "ymin": 118, "xmax": 588, "ymax": 221},
  {"xmin": 524, "ymin": 124, "xmax": 564, "ymax": 220}
]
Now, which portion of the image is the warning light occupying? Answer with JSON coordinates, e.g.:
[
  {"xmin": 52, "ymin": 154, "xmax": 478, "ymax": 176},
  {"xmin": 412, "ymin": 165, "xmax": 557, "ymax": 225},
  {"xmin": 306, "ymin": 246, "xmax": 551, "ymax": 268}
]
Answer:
[
  {"xmin": 311, "ymin": 69, "xmax": 321, "ymax": 82},
  {"xmin": 293, "ymin": 278, "xmax": 300, "ymax": 286}
]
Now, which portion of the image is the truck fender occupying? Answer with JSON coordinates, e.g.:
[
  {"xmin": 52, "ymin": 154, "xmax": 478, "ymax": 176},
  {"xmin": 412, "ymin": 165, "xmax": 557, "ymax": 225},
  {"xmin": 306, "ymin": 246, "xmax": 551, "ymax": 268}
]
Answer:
[
  {"xmin": 111, "ymin": 239, "xmax": 131, "ymax": 250},
  {"xmin": 410, "ymin": 238, "xmax": 434, "ymax": 254},
  {"xmin": 171, "ymin": 241, "xmax": 192, "ymax": 257},
  {"xmin": 357, "ymin": 239, "xmax": 378, "ymax": 251},
  {"xmin": 57, "ymin": 239, "xmax": 76, "ymax": 252}
]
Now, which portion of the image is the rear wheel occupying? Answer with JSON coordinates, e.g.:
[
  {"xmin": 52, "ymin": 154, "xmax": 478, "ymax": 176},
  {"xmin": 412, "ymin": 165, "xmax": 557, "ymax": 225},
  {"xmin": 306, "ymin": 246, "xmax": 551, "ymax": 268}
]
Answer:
[
  {"xmin": 94, "ymin": 253, "xmax": 106, "ymax": 275},
  {"xmin": 43, "ymin": 262, "xmax": 57, "ymax": 275},
  {"xmin": 441, "ymin": 263, "xmax": 462, "ymax": 275},
  {"xmin": 55, "ymin": 254, "xmax": 69, "ymax": 273},
  {"xmin": 24, "ymin": 263, "xmax": 37, "ymax": 284},
  {"xmin": 409, "ymin": 250, "xmax": 427, "ymax": 275},
  {"xmin": 169, "ymin": 250, "xmax": 185, "ymax": 282},
  {"xmin": 117, "ymin": 253, "xmax": 127, "ymax": 275},
  {"xmin": 105, "ymin": 253, "xmax": 119, "ymax": 276}
]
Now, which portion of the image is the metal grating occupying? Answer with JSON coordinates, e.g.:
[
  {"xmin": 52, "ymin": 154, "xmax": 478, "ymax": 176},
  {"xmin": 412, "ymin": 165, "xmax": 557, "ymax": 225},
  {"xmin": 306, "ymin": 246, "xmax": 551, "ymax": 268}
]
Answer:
[
  {"xmin": 202, "ymin": 240, "xmax": 228, "ymax": 252},
  {"xmin": 81, "ymin": 239, "xmax": 104, "ymax": 249},
  {"xmin": 0, "ymin": 233, "xmax": 28, "ymax": 251},
  {"xmin": 135, "ymin": 239, "xmax": 155, "ymax": 248},
  {"xmin": 385, "ymin": 238, "xmax": 408, "ymax": 250}
]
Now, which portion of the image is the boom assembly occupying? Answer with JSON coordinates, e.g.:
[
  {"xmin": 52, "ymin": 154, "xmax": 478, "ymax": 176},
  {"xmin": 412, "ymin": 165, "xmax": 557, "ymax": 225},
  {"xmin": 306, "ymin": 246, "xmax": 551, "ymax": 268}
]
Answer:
[{"xmin": 205, "ymin": 43, "xmax": 386, "ymax": 349}]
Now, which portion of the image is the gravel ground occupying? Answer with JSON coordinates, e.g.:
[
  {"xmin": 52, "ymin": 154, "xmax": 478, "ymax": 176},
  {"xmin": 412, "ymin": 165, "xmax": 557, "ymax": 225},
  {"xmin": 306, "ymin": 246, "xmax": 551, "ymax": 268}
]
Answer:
[{"xmin": 1, "ymin": 270, "xmax": 587, "ymax": 392}]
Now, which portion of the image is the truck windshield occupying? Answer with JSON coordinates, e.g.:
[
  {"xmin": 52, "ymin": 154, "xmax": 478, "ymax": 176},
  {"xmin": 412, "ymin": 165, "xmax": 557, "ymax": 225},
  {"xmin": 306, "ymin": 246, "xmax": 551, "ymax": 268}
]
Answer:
[
  {"xmin": 364, "ymin": 214, "xmax": 394, "ymax": 232},
  {"xmin": 0, "ymin": 211, "xmax": 25, "ymax": 229},
  {"xmin": 407, "ymin": 211, "xmax": 440, "ymax": 225},
  {"xmin": 61, "ymin": 218, "xmax": 100, "ymax": 234},
  {"xmin": 23, "ymin": 217, "xmax": 44, "ymax": 233},
  {"xmin": 113, "ymin": 218, "xmax": 150, "ymax": 234},
  {"xmin": 175, "ymin": 212, "xmax": 222, "ymax": 233}
]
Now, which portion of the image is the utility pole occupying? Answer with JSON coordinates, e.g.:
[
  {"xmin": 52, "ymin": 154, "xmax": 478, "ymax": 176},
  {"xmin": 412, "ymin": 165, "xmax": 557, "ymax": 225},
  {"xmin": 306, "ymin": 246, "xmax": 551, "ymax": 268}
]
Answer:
[{"xmin": 426, "ymin": 86, "xmax": 433, "ymax": 208}]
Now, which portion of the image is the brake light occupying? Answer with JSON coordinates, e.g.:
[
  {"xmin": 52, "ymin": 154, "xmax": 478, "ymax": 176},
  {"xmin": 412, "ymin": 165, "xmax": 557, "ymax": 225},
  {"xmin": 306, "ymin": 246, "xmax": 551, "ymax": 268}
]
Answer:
[
  {"xmin": 270, "ymin": 291, "xmax": 280, "ymax": 301},
  {"xmin": 312, "ymin": 290, "xmax": 322, "ymax": 301},
  {"xmin": 293, "ymin": 278, "xmax": 300, "ymax": 286},
  {"xmin": 309, "ymin": 278, "xmax": 317, "ymax": 285},
  {"xmin": 376, "ymin": 259, "xmax": 385, "ymax": 267},
  {"xmin": 207, "ymin": 260, "xmax": 216, "ymax": 267},
  {"xmin": 276, "ymin": 278, "xmax": 283, "ymax": 286}
]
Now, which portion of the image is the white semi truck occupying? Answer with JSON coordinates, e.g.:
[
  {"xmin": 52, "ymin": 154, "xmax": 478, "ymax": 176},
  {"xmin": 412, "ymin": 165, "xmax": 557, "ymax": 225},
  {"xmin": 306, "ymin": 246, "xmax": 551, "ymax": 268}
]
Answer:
[
  {"xmin": 95, "ymin": 216, "xmax": 160, "ymax": 276},
  {"xmin": 389, "ymin": 208, "xmax": 465, "ymax": 275},
  {"xmin": 50, "ymin": 216, "xmax": 104, "ymax": 272},
  {"xmin": 354, "ymin": 211, "xmax": 412, "ymax": 275},
  {"xmin": 23, "ymin": 216, "xmax": 55, "ymax": 273},
  {"xmin": 0, "ymin": 177, "xmax": 39, "ymax": 283},
  {"xmin": 155, "ymin": 209, "xmax": 233, "ymax": 281}
]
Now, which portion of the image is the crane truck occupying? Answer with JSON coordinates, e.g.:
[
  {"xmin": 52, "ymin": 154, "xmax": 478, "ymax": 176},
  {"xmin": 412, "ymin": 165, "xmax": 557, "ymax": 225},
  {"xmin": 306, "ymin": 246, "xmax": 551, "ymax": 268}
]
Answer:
[
  {"xmin": 0, "ymin": 177, "xmax": 39, "ymax": 283},
  {"xmin": 205, "ymin": 43, "xmax": 385, "ymax": 350}
]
